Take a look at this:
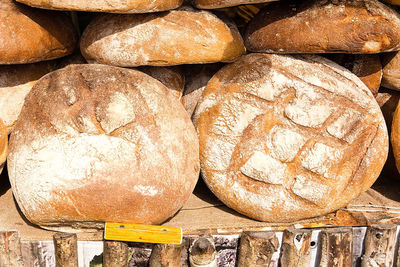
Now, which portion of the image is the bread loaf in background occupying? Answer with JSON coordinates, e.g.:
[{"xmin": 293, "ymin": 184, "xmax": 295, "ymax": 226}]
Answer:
[
  {"xmin": 16, "ymin": 0, "xmax": 183, "ymax": 13},
  {"xmin": 8, "ymin": 64, "xmax": 199, "ymax": 231},
  {"xmin": 382, "ymin": 52, "xmax": 400, "ymax": 91},
  {"xmin": 194, "ymin": 0, "xmax": 277, "ymax": 9},
  {"xmin": 182, "ymin": 64, "xmax": 222, "ymax": 117},
  {"xmin": 0, "ymin": 61, "xmax": 56, "ymax": 133},
  {"xmin": 80, "ymin": 7, "xmax": 246, "ymax": 67},
  {"xmin": 326, "ymin": 54, "xmax": 382, "ymax": 96},
  {"xmin": 245, "ymin": 0, "xmax": 400, "ymax": 54},
  {"xmin": 0, "ymin": 119, "xmax": 7, "ymax": 175},
  {"xmin": 139, "ymin": 66, "xmax": 185, "ymax": 100},
  {"xmin": 194, "ymin": 53, "xmax": 388, "ymax": 222},
  {"xmin": 0, "ymin": 0, "xmax": 78, "ymax": 64}
]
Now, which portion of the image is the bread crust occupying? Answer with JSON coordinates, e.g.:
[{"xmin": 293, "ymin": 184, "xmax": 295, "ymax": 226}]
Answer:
[
  {"xmin": 382, "ymin": 52, "xmax": 400, "ymax": 91},
  {"xmin": 194, "ymin": 0, "xmax": 277, "ymax": 9},
  {"xmin": 245, "ymin": 0, "xmax": 400, "ymax": 54},
  {"xmin": 0, "ymin": 0, "xmax": 77, "ymax": 64},
  {"xmin": 80, "ymin": 7, "xmax": 245, "ymax": 67},
  {"xmin": 8, "ymin": 64, "xmax": 199, "ymax": 231},
  {"xmin": 16, "ymin": 0, "xmax": 183, "ymax": 13},
  {"xmin": 194, "ymin": 53, "xmax": 388, "ymax": 222},
  {"xmin": 0, "ymin": 119, "xmax": 7, "ymax": 175}
]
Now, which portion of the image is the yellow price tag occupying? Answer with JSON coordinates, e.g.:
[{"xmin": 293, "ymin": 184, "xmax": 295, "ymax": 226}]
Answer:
[{"xmin": 104, "ymin": 222, "xmax": 183, "ymax": 245}]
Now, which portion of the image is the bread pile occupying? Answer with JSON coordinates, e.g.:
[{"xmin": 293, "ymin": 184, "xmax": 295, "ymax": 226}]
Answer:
[
  {"xmin": 1, "ymin": 0, "xmax": 400, "ymax": 229},
  {"xmin": 0, "ymin": 119, "xmax": 7, "ymax": 175}
]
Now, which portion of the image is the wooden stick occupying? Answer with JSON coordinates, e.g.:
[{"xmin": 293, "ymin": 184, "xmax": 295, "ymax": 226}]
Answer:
[
  {"xmin": 237, "ymin": 231, "xmax": 279, "ymax": 267},
  {"xmin": 0, "ymin": 231, "xmax": 23, "ymax": 267},
  {"xmin": 149, "ymin": 243, "xmax": 185, "ymax": 267},
  {"xmin": 53, "ymin": 232, "xmax": 78, "ymax": 267},
  {"xmin": 361, "ymin": 224, "xmax": 397, "ymax": 267},
  {"xmin": 280, "ymin": 228, "xmax": 312, "ymax": 267},
  {"xmin": 189, "ymin": 236, "xmax": 217, "ymax": 267},
  {"xmin": 103, "ymin": 241, "xmax": 128, "ymax": 267},
  {"xmin": 318, "ymin": 227, "xmax": 352, "ymax": 267}
]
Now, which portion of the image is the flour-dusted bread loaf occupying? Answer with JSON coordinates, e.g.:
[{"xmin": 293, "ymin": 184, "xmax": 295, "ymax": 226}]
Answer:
[
  {"xmin": 382, "ymin": 52, "xmax": 400, "ymax": 91},
  {"xmin": 16, "ymin": 0, "xmax": 183, "ymax": 13},
  {"xmin": 139, "ymin": 66, "xmax": 185, "ymax": 100},
  {"xmin": 0, "ymin": 0, "xmax": 77, "ymax": 64},
  {"xmin": 194, "ymin": 0, "xmax": 277, "ymax": 9},
  {"xmin": 80, "ymin": 7, "xmax": 245, "ymax": 67},
  {"xmin": 182, "ymin": 64, "xmax": 222, "ymax": 117},
  {"xmin": 245, "ymin": 0, "xmax": 400, "ymax": 54},
  {"xmin": 193, "ymin": 53, "xmax": 388, "ymax": 222},
  {"xmin": 0, "ymin": 119, "xmax": 7, "ymax": 175},
  {"xmin": 327, "ymin": 54, "xmax": 382, "ymax": 96},
  {"xmin": 8, "ymin": 64, "xmax": 199, "ymax": 231},
  {"xmin": 0, "ymin": 61, "xmax": 57, "ymax": 133}
]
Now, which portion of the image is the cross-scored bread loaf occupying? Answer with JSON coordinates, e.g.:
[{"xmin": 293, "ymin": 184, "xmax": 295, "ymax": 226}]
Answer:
[
  {"xmin": 8, "ymin": 64, "xmax": 200, "ymax": 231},
  {"xmin": 193, "ymin": 53, "xmax": 388, "ymax": 222}
]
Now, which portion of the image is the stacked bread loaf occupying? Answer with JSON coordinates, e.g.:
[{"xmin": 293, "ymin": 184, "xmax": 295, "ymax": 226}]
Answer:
[
  {"xmin": 0, "ymin": 119, "xmax": 7, "ymax": 175},
  {"xmin": 1, "ymin": 0, "xmax": 399, "ymax": 229}
]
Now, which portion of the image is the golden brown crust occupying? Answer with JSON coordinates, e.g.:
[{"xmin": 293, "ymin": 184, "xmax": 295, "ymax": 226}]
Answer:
[
  {"xmin": 382, "ymin": 52, "xmax": 400, "ymax": 91},
  {"xmin": 138, "ymin": 66, "xmax": 185, "ymax": 100},
  {"xmin": 16, "ymin": 0, "xmax": 184, "ymax": 13},
  {"xmin": 391, "ymin": 100, "xmax": 400, "ymax": 176},
  {"xmin": 8, "ymin": 64, "xmax": 199, "ymax": 231},
  {"xmin": 245, "ymin": 0, "xmax": 400, "ymax": 54},
  {"xmin": 194, "ymin": 0, "xmax": 277, "ymax": 9},
  {"xmin": 0, "ymin": 0, "xmax": 78, "ymax": 64},
  {"xmin": 80, "ymin": 7, "xmax": 246, "ymax": 67},
  {"xmin": 0, "ymin": 119, "xmax": 7, "ymax": 173},
  {"xmin": 326, "ymin": 54, "xmax": 382, "ymax": 96},
  {"xmin": 194, "ymin": 53, "xmax": 388, "ymax": 222}
]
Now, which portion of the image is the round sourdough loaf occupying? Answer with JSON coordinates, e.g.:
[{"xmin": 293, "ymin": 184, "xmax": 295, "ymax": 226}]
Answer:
[
  {"xmin": 193, "ymin": 53, "xmax": 388, "ymax": 222},
  {"xmin": 0, "ymin": 61, "xmax": 57, "ymax": 133},
  {"xmin": 8, "ymin": 64, "xmax": 199, "ymax": 231},
  {"xmin": 382, "ymin": 52, "xmax": 400, "ymax": 91},
  {"xmin": 139, "ymin": 66, "xmax": 185, "ymax": 100},
  {"xmin": 0, "ymin": 0, "xmax": 77, "ymax": 64},
  {"xmin": 194, "ymin": 0, "xmax": 277, "ymax": 9},
  {"xmin": 245, "ymin": 0, "xmax": 400, "ymax": 54},
  {"xmin": 326, "ymin": 54, "xmax": 382, "ymax": 96},
  {"xmin": 0, "ymin": 119, "xmax": 7, "ymax": 175},
  {"xmin": 391, "ymin": 99, "xmax": 400, "ymax": 176},
  {"xmin": 16, "ymin": 0, "xmax": 183, "ymax": 13},
  {"xmin": 80, "ymin": 7, "xmax": 245, "ymax": 67}
]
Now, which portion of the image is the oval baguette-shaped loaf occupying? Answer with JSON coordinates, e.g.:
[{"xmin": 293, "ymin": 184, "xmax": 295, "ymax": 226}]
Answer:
[
  {"xmin": 0, "ymin": 0, "xmax": 77, "ymax": 64},
  {"xmin": 382, "ymin": 52, "xmax": 400, "ymax": 91},
  {"xmin": 0, "ymin": 119, "xmax": 7, "ymax": 175},
  {"xmin": 194, "ymin": 0, "xmax": 277, "ymax": 9},
  {"xmin": 245, "ymin": 0, "xmax": 400, "ymax": 54},
  {"xmin": 80, "ymin": 7, "xmax": 246, "ymax": 67},
  {"xmin": 0, "ymin": 61, "xmax": 57, "ymax": 133},
  {"xmin": 193, "ymin": 53, "xmax": 388, "ymax": 222},
  {"xmin": 16, "ymin": 0, "xmax": 183, "ymax": 13},
  {"xmin": 8, "ymin": 64, "xmax": 200, "ymax": 231}
]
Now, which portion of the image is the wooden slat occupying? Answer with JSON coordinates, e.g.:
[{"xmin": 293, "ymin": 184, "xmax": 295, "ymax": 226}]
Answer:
[
  {"xmin": 189, "ymin": 235, "xmax": 217, "ymax": 267},
  {"xmin": 103, "ymin": 241, "xmax": 128, "ymax": 267},
  {"xmin": 237, "ymin": 231, "xmax": 279, "ymax": 267},
  {"xmin": 148, "ymin": 243, "xmax": 185, "ymax": 267},
  {"xmin": 280, "ymin": 228, "xmax": 312, "ymax": 267},
  {"xmin": 318, "ymin": 227, "xmax": 352, "ymax": 267},
  {"xmin": 361, "ymin": 224, "xmax": 397, "ymax": 267},
  {"xmin": 0, "ymin": 231, "xmax": 23, "ymax": 267},
  {"xmin": 53, "ymin": 233, "xmax": 78, "ymax": 267}
]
